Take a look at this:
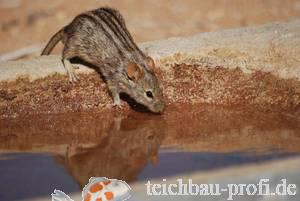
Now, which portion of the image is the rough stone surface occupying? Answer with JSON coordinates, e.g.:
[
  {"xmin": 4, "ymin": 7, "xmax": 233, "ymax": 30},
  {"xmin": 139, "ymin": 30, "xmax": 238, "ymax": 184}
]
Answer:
[
  {"xmin": 142, "ymin": 20, "xmax": 300, "ymax": 81},
  {"xmin": 0, "ymin": 73, "xmax": 115, "ymax": 117},
  {"xmin": 0, "ymin": 20, "xmax": 300, "ymax": 117}
]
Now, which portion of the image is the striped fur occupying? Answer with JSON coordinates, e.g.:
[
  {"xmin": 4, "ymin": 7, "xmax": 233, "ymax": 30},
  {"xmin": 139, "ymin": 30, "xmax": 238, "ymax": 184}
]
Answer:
[{"xmin": 41, "ymin": 7, "xmax": 165, "ymax": 113}]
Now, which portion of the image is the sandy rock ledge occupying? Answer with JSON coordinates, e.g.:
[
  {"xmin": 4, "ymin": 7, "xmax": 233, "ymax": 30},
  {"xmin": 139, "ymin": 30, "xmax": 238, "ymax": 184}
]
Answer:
[{"xmin": 0, "ymin": 20, "xmax": 300, "ymax": 117}]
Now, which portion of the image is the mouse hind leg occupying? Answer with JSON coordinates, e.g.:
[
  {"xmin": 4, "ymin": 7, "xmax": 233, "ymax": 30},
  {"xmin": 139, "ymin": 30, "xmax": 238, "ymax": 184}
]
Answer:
[{"xmin": 62, "ymin": 45, "xmax": 80, "ymax": 82}]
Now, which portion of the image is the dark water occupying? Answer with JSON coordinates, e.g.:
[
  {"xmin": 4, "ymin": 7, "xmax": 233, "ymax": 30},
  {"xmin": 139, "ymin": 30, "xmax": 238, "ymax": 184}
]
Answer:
[{"xmin": 0, "ymin": 105, "xmax": 299, "ymax": 200}]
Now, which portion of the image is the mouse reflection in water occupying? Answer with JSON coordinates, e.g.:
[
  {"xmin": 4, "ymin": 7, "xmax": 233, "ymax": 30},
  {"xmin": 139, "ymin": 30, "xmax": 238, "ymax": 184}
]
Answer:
[{"xmin": 54, "ymin": 114, "xmax": 166, "ymax": 187}]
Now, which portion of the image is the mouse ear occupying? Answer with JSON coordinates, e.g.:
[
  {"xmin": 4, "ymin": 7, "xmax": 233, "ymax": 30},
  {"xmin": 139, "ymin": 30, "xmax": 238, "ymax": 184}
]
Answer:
[
  {"xmin": 126, "ymin": 62, "xmax": 144, "ymax": 81},
  {"xmin": 147, "ymin": 57, "xmax": 155, "ymax": 71}
]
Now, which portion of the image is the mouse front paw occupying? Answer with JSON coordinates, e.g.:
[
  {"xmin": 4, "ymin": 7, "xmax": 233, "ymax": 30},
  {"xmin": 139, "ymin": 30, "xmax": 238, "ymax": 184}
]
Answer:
[
  {"xmin": 112, "ymin": 99, "xmax": 121, "ymax": 107},
  {"xmin": 112, "ymin": 97, "xmax": 127, "ymax": 110}
]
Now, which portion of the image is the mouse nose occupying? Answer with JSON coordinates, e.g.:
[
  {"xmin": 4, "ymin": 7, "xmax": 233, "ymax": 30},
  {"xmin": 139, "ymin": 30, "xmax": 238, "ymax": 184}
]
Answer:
[{"xmin": 151, "ymin": 100, "xmax": 165, "ymax": 113}]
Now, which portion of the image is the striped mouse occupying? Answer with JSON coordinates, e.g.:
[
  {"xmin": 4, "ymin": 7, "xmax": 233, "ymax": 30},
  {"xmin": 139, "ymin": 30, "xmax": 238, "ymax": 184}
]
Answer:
[{"xmin": 42, "ymin": 7, "xmax": 165, "ymax": 113}]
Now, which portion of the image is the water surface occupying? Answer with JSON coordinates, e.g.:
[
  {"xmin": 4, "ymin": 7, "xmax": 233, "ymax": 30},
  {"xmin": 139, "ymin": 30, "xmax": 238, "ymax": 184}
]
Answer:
[{"xmin": 0, "ymin": 105, "xmax": 299, "ymax": 200}]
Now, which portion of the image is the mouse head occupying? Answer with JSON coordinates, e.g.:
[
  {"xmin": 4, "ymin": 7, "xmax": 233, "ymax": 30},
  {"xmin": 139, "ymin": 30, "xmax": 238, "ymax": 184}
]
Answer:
[{"xmin": 123, "ymin": 57, "xmax": 165, "ymax": 113}]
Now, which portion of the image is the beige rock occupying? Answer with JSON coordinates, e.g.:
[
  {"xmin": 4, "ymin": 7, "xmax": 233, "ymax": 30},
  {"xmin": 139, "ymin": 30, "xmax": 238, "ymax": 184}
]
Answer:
[{"xmin": 141, "ymin": 20, "xmax": 300, "ymax": 81}]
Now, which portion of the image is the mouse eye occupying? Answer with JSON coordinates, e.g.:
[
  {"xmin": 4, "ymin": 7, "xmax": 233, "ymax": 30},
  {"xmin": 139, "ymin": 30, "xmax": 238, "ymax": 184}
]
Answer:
[{"xmin": 146, "ymin": 91, "xmax": 153, "ymax": 99}]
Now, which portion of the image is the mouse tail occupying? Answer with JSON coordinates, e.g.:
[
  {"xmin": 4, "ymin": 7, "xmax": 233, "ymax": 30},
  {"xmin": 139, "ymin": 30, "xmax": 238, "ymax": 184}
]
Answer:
[{"xmin": 41, "ymin": 28, "xmax": 64, "ymax": 55}]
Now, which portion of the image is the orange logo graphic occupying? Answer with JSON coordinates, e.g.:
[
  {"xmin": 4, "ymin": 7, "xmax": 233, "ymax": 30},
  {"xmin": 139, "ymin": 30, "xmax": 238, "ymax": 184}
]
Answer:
[{"xmin": 52, "ymin": 177, "xmax": 131, "ymax": 201}]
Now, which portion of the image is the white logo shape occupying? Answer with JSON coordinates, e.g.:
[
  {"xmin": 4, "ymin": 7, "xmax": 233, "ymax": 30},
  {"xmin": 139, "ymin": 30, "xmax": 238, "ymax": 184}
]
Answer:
[{"xmin": 52, "ymin": 177, "xmax": 131, "ymax": 201}]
